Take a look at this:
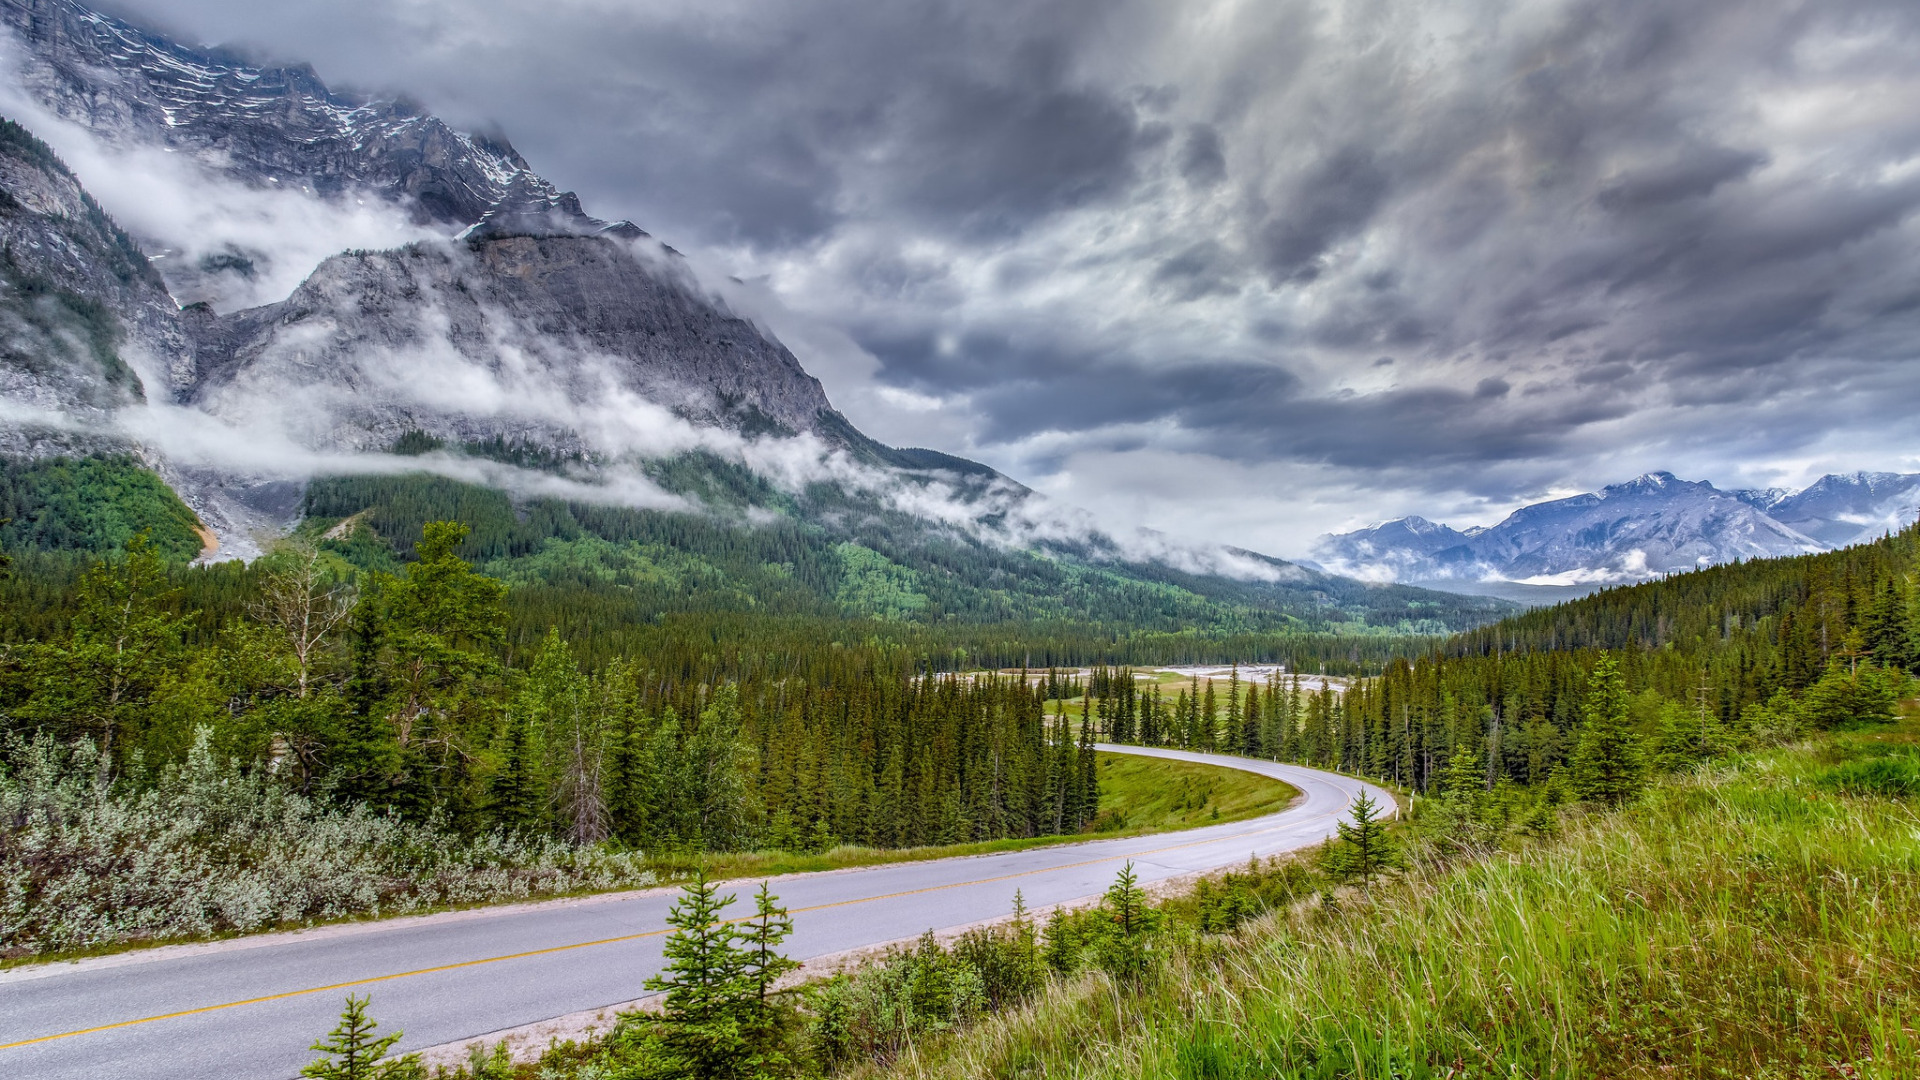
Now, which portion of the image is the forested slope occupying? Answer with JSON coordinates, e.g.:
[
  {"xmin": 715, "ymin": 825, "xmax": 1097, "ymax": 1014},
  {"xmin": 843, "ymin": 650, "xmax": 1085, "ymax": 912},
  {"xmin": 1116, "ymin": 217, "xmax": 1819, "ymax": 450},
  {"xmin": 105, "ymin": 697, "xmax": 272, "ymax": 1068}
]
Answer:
[{"xmin": 1096, "ymin": 524, "xmax": 1919, "ymax": 808}]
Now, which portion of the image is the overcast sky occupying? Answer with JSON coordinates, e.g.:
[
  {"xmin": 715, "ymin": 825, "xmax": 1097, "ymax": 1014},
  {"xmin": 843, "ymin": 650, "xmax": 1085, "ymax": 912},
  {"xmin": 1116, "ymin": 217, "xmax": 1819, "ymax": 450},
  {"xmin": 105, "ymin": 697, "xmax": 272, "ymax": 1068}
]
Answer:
[{"xmin": 93, "ymin": 0, "xmax": 1920, "ymax": 556}]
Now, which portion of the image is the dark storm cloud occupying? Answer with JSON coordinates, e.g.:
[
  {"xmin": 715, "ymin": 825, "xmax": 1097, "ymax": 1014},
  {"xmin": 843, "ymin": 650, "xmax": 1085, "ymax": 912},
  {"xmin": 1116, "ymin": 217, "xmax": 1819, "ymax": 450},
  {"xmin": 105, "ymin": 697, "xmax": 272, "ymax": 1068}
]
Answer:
[
  {"xmin": 1254, "ymin": 146, "xmax": 1392, "ymax": 285},
  {"xmin": 1178, "ymin": 124, "xmax": 1227, "ymax": 187},
  {"xmin": 78, "ymin": 0, "xmax": 1920, "ymax": 547}
]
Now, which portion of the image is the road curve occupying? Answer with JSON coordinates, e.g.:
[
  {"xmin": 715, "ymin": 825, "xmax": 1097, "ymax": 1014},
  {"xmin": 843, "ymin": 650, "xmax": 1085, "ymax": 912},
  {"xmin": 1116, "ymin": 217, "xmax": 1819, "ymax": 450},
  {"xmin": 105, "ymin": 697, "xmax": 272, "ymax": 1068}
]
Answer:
[{"xmin": 0, "ymin": 747, "xmax": 1393, "ymax": 1080}]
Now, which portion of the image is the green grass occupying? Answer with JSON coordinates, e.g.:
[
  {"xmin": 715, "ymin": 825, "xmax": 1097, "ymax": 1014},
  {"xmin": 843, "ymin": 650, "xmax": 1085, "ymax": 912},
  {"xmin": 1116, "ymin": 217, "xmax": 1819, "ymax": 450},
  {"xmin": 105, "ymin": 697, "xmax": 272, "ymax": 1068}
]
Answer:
[
  {"xmin": 857, "ymin": 726, "xmax": 1920, "ymax": 1080},
  {"xmin": 669, "ymin": 752, "xmax": 1298, "ymax": 882},
  {"xmin": 1090, "ymin": 752, "xmax": 1299, "ymax": 832}
]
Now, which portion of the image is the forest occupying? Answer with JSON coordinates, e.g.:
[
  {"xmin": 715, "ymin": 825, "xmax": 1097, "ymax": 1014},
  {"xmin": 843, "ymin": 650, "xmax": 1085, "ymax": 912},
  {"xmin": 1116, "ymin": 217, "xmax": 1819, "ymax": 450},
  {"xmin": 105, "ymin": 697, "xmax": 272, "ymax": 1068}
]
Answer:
[
  {"xmin": 0, "ymin": 521, "xmax": 1103, "ymax": 855},
  {"xmin": 1094, "ymin": 524, "xmax": 1919, "ymax": 811}
]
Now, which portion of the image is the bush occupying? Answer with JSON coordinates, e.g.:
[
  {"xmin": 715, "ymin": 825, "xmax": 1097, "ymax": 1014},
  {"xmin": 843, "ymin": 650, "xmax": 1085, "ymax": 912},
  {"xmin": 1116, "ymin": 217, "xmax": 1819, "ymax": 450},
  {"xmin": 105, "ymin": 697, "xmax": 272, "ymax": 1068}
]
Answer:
[
  {"xmin": 1794, "ymin": 665, "xmax": 1898, "ymax": 730},
  {"xmin": 807, "ymin": 908, "xmax": 1042, "ymax": 1069},
  {"xmin": 0, "ymin": 729, "xmax": 655, "ymax": 955}
]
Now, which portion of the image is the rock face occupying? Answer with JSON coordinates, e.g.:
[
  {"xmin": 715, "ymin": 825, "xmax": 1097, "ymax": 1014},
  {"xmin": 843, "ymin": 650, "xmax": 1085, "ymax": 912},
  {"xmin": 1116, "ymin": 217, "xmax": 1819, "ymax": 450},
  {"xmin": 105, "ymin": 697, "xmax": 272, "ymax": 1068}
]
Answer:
[
  {"xmin": 1315, "ymin": 472, "xmax": 1831, "ymax": 586},
  {"xmin": 189, "ymin": 234, "xmax": 840, "ymax": 452},
  {"xmin": 0, "ymin": 117, "xmax": 181, "ymax": 454},
  {"xmin": 0, "ymin": 0, "xmax": 570, "ymax": 228}
]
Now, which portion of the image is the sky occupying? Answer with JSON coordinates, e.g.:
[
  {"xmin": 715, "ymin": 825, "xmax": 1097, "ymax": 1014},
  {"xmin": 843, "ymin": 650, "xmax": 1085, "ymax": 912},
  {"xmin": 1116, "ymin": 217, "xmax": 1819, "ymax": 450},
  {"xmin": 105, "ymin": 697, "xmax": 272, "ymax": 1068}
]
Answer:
[{"xmin": 74, "ymin": 0, "xmax": 1920, "ymax": 557}]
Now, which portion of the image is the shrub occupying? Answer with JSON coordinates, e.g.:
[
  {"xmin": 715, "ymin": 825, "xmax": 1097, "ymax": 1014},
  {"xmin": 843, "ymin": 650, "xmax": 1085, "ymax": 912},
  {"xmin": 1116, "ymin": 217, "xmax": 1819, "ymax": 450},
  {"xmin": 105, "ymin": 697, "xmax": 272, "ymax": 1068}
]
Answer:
[{"xmin": 0, "ymin": 729, "xmax": 655, "ymax": 955}]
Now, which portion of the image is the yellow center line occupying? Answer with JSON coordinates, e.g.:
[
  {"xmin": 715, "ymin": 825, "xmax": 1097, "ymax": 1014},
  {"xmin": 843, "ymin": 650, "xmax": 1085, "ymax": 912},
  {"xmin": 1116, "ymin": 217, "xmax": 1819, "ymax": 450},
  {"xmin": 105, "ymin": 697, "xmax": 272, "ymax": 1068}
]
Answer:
[{"xmin": 2, "ymin": 800, "xmax": 1345, "ymax": 1053}]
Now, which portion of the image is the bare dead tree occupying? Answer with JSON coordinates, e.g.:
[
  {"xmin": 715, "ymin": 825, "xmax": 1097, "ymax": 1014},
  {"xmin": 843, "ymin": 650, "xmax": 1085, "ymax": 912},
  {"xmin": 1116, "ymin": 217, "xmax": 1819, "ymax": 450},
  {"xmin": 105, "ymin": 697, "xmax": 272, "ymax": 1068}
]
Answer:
[
  {"xmin": 250, "ymin": 540, "xmax": 355, "ymax": 699},
  {"xmin": 554, "ymin": 689, "xmax": 609, "ymax": 845}
]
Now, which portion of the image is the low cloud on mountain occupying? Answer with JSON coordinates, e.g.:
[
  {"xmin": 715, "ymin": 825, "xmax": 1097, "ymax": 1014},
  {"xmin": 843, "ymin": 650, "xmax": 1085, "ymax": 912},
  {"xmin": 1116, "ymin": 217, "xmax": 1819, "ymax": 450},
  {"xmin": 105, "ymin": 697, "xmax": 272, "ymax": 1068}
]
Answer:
[{"xmin": 54, "ymin": 0, "xmax": 1920, "ymax": 556}]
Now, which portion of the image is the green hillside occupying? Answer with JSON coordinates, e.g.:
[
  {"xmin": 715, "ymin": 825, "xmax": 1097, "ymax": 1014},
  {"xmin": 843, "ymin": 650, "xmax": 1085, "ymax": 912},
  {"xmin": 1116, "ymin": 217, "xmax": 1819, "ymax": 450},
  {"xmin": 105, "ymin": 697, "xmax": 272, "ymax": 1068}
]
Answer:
[
  {"xmin": 298, "ymin": 467, "xmax": 1508, "ymax": 638},
  {"xmin": 0, "ymin": 454, "xmax": 204, "ymax": 562}
]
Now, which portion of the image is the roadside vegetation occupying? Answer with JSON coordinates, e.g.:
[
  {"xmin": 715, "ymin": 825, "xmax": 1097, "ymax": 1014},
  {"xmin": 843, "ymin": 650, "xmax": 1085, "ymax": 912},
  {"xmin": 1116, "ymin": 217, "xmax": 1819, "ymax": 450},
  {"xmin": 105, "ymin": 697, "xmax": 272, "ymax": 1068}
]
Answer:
[
  {"xmin": 378, "ymin": 711, "xmax": 1913, "ymax": 1080},
  {"xmin": 0, "ymin": 740, "xmax": 1288, "ymax": 960},
  {"xmin": 853, "ymin": 721, "xmax": 1919, "ymax": 1080},
  {"xmin": 301, "ymin": 524, "xmax": 1920, "ymax": 1079}
]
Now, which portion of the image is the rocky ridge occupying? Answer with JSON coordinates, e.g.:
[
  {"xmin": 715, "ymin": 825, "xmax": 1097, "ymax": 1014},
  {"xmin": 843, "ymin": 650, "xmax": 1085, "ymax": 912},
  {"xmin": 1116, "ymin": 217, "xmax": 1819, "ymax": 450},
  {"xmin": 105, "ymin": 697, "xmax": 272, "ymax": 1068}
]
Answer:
[{"xmin": 0, "ymin": 0, "xmax": 892, "ymax": 558}]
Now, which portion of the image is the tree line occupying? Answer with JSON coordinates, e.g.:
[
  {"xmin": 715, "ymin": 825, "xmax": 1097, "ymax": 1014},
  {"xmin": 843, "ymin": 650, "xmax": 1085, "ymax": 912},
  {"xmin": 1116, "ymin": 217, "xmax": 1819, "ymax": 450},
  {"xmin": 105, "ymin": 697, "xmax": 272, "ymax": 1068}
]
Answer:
[{"xmin": 0, "ymin": 521, "xmax": 1102, "ymax": 851}]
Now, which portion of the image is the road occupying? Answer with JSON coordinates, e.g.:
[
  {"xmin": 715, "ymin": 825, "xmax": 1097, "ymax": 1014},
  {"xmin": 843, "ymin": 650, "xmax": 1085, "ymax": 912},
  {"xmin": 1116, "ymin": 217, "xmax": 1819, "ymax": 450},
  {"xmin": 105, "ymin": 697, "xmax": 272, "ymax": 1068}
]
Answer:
[{"xmin": 0, "ymin": 746, "xmax": 1393, "ymax": 1079}]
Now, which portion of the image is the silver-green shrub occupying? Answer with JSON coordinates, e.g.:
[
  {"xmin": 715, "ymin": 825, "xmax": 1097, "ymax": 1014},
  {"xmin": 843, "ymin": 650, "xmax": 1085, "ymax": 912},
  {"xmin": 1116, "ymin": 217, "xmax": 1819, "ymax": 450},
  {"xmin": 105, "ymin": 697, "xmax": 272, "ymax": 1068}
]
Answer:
[{"xmin": 0, "ymin": 728, "xmax": 654, "ymax": 956}]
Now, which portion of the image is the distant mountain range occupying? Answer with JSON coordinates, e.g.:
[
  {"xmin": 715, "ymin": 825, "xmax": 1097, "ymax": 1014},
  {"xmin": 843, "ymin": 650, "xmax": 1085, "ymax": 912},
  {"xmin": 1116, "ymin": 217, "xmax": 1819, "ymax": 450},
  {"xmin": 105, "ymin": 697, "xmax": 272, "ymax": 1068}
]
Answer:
[{"xmin": 1312, "ymin": 471, "xmax": 1920, "ymax": 599}]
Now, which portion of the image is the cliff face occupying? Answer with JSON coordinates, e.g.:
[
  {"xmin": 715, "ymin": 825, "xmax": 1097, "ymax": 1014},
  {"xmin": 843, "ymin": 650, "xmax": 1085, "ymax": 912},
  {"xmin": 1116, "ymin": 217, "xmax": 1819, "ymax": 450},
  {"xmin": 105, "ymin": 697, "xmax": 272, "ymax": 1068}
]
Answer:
[
  {"xmin": 3, "ymin": 0, "xmax": 850, "ymax": 459},
  {"xmin": 0, "ymin": 0, "xmax": 564, "ymax": 228},
  {"xmin": 0, "ymin": 118, "xmax": 182, "ymax": 453},
  {"xmin": 187, "ymin": 234, "xmax": 839, "ymax": 453}
]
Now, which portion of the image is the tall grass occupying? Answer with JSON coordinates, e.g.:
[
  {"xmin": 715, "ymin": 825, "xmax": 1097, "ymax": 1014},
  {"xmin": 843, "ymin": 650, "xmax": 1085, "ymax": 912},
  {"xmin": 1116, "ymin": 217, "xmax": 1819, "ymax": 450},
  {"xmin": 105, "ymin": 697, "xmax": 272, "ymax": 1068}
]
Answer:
[{"xmin": 861, "ymin": 735, "xmax": 1920, "ymax": 1080}]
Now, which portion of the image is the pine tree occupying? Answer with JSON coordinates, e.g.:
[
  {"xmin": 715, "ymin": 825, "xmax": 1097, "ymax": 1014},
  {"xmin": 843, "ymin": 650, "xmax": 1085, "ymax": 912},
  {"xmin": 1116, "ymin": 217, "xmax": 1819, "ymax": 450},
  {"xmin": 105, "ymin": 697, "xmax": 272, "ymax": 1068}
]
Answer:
[
  {"xmin": 21, "ymin": 531, "xmax": 187, "ymax": 782},
  {"xmin": 736, "ymin": 883, "xmax": 800, "ymax": 1076},
  {"xmin": 647, "ymin": 872, "xmax": 749, "ymax": 1078},
  {"xmin": 1240, "ymin": 682, "xmax": 1263, "ymax": 758},
  {"xmin": 1328, "ymin": 791, "xmax": 1396, "ymax": 892},
  {"xmin": 491, "ymin": 707, "xmax": 546, "ymax": 834},
  {"xmin": 334, "ymin": 584, "xmax": 396, "ymax": 805},
  {"xmin": 1075, "ymin": 712, "xmax": 1099, "ymax": 828},
  {"xmin": 1571, "ymin": 653, "xmax": 1643, "ymax": 805},
  {"xmin": 301, "ymin": 995, "xmax": 422, "ymax": 1080},
  {"xmin": 1440, "ymin": 742, "xmax": 1481, "ymax": 807},
  {"xmin": 1094, "ymin": 861, "xmax": 1161, "ymax": 982}
]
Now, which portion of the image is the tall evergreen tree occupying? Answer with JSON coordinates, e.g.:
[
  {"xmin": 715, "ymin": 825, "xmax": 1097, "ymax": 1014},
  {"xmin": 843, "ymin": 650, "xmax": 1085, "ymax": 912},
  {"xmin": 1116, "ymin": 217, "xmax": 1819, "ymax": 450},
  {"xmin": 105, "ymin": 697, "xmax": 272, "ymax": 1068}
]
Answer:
[
  {"xmin": 21, "ymin": 531, "xmax": 186, "ymax": 781},
  {"xmin": 1571, "ymin": 653, "xmax": 1643, "ymax": 805}
]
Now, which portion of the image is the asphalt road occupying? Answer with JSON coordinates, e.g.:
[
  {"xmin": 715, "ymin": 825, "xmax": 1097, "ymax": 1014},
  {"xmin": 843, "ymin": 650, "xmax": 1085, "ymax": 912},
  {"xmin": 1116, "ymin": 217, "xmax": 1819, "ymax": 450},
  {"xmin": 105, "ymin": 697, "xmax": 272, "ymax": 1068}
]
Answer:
[{"xmin": 0, "ymin": 745, "xmax": 1394, "ymax": 1079}]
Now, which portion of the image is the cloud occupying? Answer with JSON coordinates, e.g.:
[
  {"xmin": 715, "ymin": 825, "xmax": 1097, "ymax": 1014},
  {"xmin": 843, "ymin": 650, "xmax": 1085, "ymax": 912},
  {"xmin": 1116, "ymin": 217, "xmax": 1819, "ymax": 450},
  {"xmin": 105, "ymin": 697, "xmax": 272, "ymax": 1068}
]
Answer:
[
  {"xmin": 25, "ymin": 0, "xmax": 1920, "ymax": 558},
  {"xmin": 0, "ymin": 55, "xmax": 444, "ymax": 314}
]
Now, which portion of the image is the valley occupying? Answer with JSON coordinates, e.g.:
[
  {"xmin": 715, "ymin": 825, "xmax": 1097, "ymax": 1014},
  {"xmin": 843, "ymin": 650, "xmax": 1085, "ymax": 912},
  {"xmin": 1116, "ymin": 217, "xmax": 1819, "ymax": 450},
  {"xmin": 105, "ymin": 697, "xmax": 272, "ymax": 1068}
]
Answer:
[{"xmin": 2, "ymin": 1, "xmax": 1917, "ymax": 1079}]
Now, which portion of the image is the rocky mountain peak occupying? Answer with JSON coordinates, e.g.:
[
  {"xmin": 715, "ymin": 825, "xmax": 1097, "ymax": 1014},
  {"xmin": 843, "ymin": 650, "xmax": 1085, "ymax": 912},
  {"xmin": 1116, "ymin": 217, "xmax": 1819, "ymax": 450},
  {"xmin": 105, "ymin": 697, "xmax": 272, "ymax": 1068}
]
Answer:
[
  {"xmin": 1, "ymin": 0, "xmax": 569, "ymax": 228},
  {"xmin": 1313, "ymin": 471, "xmax": 1835, "ymax": 590},
  {"xmin": 0, "ymin": 116, "xmax": 184, "ymax": 451}
]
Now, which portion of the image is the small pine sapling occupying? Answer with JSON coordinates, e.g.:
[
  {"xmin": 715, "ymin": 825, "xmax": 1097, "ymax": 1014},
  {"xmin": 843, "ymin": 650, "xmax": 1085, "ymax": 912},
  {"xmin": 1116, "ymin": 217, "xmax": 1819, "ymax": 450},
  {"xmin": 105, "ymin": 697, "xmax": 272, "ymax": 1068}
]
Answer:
[
  {"xmin": 301, "ymin": 995, "xmax": 423, "ymax": 1080},
  {"xmin": 1328, "ymin": 791, "xmax": 1398, "ymax": 893},
  {"xmin": 1095, "ymin": 861, "xmax": 1163, "ymax": 982}
]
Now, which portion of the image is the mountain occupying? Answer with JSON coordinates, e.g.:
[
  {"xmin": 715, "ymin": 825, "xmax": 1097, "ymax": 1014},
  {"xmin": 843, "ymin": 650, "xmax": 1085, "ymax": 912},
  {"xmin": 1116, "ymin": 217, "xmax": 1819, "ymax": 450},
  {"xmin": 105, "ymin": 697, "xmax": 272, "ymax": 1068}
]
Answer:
[
  {"xmin": 2, "ymin": 0, "xmax": 586, "ymax": 228},
  {"xmin": 1305, "ymin": 516, "xmax": 1478, "ymax": 583},
  {"xmin": 0, "ymin": 0, "xmax": 1517, "ymax": 635},
  {"xmin": 1759, "ymin": 472, "xmax": 1920, "ymax": 549},
  {"xmin": 1314, "ymin": 472, "xmax": 1832, "ymax": 591}
]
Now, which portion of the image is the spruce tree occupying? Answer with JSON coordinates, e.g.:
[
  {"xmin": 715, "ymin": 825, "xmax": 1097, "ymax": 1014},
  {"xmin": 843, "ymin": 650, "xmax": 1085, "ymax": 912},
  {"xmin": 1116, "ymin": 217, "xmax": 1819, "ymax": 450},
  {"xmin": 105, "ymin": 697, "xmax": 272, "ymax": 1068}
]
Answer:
[
  {"xmin": 491, "ymin": 708, "xmax": 546, "ymax": 835},
  {"xmin": 1440, "ymin": 743, "xmax": 1481, "ymax": 806},
  {"xmin": 1571, "ymin": 653, "xmax": 1643, "ymax": 805},
  {"xmin": 1095, "ymin": 861, "xmax": 1162, "ymax": 982},
  {"xmin": 21, "ymin": 531, "xmax": 187, "ymax": 782},
  {"xmin": 302, "ymin": 995, "xmax": 422, "ymax": 1080},
  {"xmin": 736, "ymin": 883, "xmax": 800, "ymax": 1075},
  {"xmin": 1075, "ymin": 713, "xmax": 1099, "ymax": 828},
  {"xmin": 334, "ymin": 585, "xmax": 396, "ymax": 805},
  {"xmin": 647, "ymin": 872, "xmax": 749, "ymax": 1078},
  {"xmin": 1328, "ymin": 791, "xmax": 1396, "ymax": 892}
]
